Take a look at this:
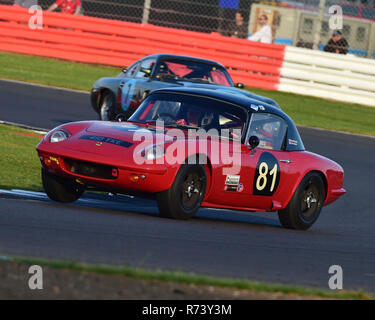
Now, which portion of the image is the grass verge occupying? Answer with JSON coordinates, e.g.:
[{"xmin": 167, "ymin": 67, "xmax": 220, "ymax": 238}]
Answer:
[
  {"xmin": 0, "ymin": 124, "xmax": 43, "ymax": 191},
  {"xmin": 0, "ymin": 52, "xmax": 117, "ymax": 91},
  {"xmin": 9, "ymin": 256, "xmax": 373, "ymax": 300},
  {"xmin": 1, "ymin": 52, "xmax": 375, "ymax": 136}
]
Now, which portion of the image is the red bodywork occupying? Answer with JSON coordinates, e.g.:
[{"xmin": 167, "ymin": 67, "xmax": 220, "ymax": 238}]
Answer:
[{"xmin": 36, "ymin": 120, "xmax": 345, "ymax": 213}]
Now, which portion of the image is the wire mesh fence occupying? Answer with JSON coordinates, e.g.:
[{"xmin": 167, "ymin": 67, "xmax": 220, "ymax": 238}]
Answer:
[
  {"xmin": 1, "ymin": 0, "xmax": 374, "ymax": 58},
  {"xmin": 276, "ymin": 0, "xmax": 375, "ymax": 57},
  {"xmin": 5, "ymin": 0, "xmax": 256, "ymax": 33}
]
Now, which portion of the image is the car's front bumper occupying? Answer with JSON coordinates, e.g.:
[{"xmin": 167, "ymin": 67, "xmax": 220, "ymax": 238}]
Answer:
[{"xmin": 36, "ymin": 147, "xmax": 176, "ymax": 194}]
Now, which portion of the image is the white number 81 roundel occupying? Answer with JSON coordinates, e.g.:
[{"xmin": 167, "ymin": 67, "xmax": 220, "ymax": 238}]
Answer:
[{"xmin": 253, "ymin": 152, "xmax": 280, "ymax": 196}]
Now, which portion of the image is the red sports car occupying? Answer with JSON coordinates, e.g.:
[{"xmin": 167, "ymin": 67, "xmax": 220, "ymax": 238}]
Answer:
[{"xmin": 36, "ymin": 87, "xmax": 345, "ymax": 230}]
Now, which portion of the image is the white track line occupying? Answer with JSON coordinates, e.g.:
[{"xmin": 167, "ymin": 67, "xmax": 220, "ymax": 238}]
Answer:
[
  {"xmin": 0, "ymin": 78, "xmax": 89, "ymax": 95},
  {"xmin": 0, "ymin": 255, "xmax": 13, "ymax": 261},
  {"xmin": 0, "ymin": 189, "xmax": 130, "ymax": 206},
  {"xmin": 296, "ymin": 125, "xmax": 375, "ymax": 140},
  {"xmin": 0, "ymin": 120, "xmax": 48, "ymax": 133}
]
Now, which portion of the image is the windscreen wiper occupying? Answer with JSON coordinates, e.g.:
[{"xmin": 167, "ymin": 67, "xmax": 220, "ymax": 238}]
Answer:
[
  {"xmin": 183, "ymin": 77, "xmax": 211, "ymax": 84},
  {"xmin": 156, "ymin": 73, "xmax": 183, "ymax": 81},
  {"xmin": 164, "ymin": 123, "xmax": 200, "ymax": 130}
]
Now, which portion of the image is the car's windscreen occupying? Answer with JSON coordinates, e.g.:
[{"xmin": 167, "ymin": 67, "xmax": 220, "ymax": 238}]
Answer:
[
  {"xmin": 129, "ymin": 93, "xmax": 248, "ymax": 141},
  {"xmin": 155, "ymin": 59, "xmax": 233, "ymax": 87}
]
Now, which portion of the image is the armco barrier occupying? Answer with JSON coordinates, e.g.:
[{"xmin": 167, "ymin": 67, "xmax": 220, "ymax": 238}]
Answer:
[
  {"xmin": 0, "ymin": 4, "xmax": 285, "ymax": 90},
  {"xmin": 279, "ymin": 46, "xmax": 375, "ymax": 107}
]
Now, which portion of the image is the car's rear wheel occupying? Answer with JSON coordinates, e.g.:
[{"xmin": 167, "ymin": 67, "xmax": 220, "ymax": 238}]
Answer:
[
  {"xmin": 42, "ymin": 169, "xmax": 85, "ymax": 203},
  {"xmin": 278, "ymin": 172, "xmax": 325, "ymax": 230},
  {"xmin": 99, "ymin": 92, "xmax": 115, "ymax": 121},
  {"xmin": 156, "ymin": 164, "xmax": 207, "ymax": 220}
]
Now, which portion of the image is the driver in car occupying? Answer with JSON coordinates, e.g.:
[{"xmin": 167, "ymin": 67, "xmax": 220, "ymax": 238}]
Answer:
[
  {"xmin": 176, "ymin": 108, "xmax": 201, "ymax": 127},
  {"xmin": 257, "ymin": 121, "xmax": 280, "ymax": 149}
]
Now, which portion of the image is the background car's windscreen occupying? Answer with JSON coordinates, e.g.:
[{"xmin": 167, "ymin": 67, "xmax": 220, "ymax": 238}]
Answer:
[
  {"xmin": 130, "ymin": 93, "xmax": 248, "ymax": 140},
  {"xmin": 156, "ymin": 59, "xmax": 233, "ymax": 86}
]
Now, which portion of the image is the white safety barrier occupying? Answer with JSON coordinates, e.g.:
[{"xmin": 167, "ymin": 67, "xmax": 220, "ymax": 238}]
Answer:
[{"xmin": 279, "ymin": 46, "xmax": 375, "ymax": 107}]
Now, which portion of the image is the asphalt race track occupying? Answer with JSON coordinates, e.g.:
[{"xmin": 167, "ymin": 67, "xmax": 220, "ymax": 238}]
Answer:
[{"xmin": 1, "ymin": 79, "xmax": 375, "ymax": 293}]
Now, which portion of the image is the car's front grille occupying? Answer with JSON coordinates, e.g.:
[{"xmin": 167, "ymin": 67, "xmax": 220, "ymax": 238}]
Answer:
[{"xmin": 64, "ymin": 158, "xmax": 118, "ymax": 180}]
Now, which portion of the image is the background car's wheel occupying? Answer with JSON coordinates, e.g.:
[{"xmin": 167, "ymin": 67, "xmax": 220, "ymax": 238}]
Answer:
[
  {"xmin": 42, "ymin": 169, "xmax": 85, "ymax": 203},
  {"xmin": 156, "ymin": 164, "xmax": 207, "ymax": 220},
  {"xmin": 278, "ymin": 172, "xmax": 325, "ymax": 230},
  {"xmin": 99, "ymin": 92, "xmax": 115, "ymax": 121}
]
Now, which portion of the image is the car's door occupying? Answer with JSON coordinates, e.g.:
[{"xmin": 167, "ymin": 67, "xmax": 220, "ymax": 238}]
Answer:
[
  {"xmin": 206, "ymin": 112, "xmax": 292, "ymax": 211},
  {"xmin": 134, "ymin": 58, "xmax": 157, "ymax": 99},
  {"xmin": 120, "ymin": 58, "xmax": 159, "ymax": 115},
  {"xmin": 119, "ymin": 62, "xmax": 139, "ymax": 113},
  {"xmin": 239, "ymin": 112, "xmax": 293, "ymax": 210}
]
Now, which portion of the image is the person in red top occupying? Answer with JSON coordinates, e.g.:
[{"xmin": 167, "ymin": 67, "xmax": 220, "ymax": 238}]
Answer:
[{"xmin": 47, "ymin": 0, "xmax": 81, "ymax": 15}]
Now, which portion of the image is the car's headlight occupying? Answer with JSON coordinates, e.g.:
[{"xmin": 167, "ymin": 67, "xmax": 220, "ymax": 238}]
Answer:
[
  {"xmin": 50, "ymin": 130, "xmax": 70, "ymax": 143},
  {"xmin": 143, "ymin": 145, "xmax": 165, "ymax": 160}
]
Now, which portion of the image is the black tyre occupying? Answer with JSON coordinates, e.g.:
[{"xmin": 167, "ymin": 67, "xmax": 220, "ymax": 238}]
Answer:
[
  {"xmin": 99, "ymin": 92, "xmax": 115, "ymax": 121},
  {"xmin": 42, "ymin": 169, "xmax": 85, "ymax": 203},
  {"xmin": 156, "ymin": 164, "xmax": 207, "ymax": 220},
  {"xmin": 278, "ymin": 172, "xmax": 325, "ymax": 230}
]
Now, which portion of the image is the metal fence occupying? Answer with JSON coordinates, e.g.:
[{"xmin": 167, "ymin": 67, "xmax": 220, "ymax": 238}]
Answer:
[
  {"xmin": 4, "ymin": 0, "xmax": 257, "ymax": 34},
  {"xmin": 2, "ymin": 0, "xmax": 374, "ymax": 58},
  {"xmin": 258, "ymin": 0, "xmax": 375, "ymax": 58}
]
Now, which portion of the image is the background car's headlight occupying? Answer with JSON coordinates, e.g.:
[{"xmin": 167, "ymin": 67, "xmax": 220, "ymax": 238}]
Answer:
[
  {"xmin": 144, "ymin": 145, "xmax": 165, "ymax": 160},
  {"xmin": 50, "ymin": 130, "xmax": 70, "ymax": 143}
]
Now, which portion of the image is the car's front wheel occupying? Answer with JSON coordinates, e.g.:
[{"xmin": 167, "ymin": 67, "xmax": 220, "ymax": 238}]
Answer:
[
  {"xmin": 99, "ymin": 92, "xmax": 115, "ymax": 121},
  {"xmin": 156, "ymin": 164, "xmax": 207, "ymax": 220},
  {"xmin": 278, "ymin": 172, "xmax": 325, "ymax": 230},
  {"xmin": 42, "ymin": 169, "xmax": 85, "ymax": 203}
]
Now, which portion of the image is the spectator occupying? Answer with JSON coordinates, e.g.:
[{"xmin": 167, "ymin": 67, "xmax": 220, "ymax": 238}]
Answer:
[
  {"xmin": 324, "ymin": 30, "xmax": 349, "ymax": 54},
  {"xmin": 13, "ymin": 0, "xmax": 37, "ymax": 8},
  {"xmin": 248, "ymin": 14, "xmax": 272, "ymax": 44},
  {"xmin": 48, "ymin": 0, "xmax": 81, "ymax": 15},
  {"xmin": 224, "ymin": 12, "xmax": 248, "ymax": 39}
]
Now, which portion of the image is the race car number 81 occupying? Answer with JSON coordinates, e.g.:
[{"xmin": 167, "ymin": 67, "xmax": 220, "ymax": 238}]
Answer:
[{"xmin": 253, "ymin": 152, "xmax": 280, "ymax": 196}]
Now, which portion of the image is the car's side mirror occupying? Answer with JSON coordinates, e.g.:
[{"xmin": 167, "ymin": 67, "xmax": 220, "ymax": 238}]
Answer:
[
  {"xmin": 141, "ymin": 90, "xmax": 150, "ymax": 101},
  {"xmin": 235, "ymin": 82, "xmax": 245, "ymax": 89},
  {"xmin": 141, "ymin": 67, "xmax": 152, "ymax": 77},
  {"xmin": 249, "ymin": 135, "xmax": 260, "ymax": 150},
  {"xmin": 115, "ymin": 114, "xmax": 127, "ymax": 122}
]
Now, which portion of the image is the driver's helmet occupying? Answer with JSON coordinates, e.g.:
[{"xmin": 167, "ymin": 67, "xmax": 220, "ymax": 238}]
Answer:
[
  {"xmin": 186, "ymin": 108, "xmax": 201, "ymax": 127},
  {"xmin": 259, "ymin": 121, "xmax": 280, "ymax": 139},
  {"xmin": 200, "ymin": 112, "xmax": 214, "ymax": 126},
  {"xmin": 158, "ymin": 61, "xmax": 170, "ymax": 74}
]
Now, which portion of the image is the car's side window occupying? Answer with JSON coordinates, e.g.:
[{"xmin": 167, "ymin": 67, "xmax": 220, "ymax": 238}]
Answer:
[
  {"xmin": 135, "ymin": 59, "xmax": 156, "ymax": 78},
  {"xmin": 217, "ymin": 112, "xmax": 244, "ymax": 140},
  {"xmin": 126, "ymin": 63, "xmax": 139, "ymax": 78},
  {"xmin": 248, "ymin": 113, "xmax": 287, "ymax": 151}
]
